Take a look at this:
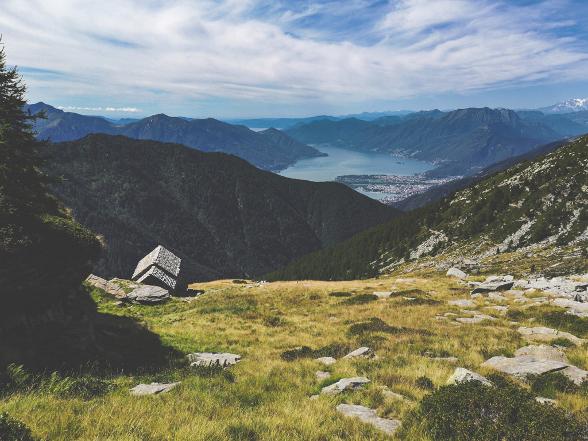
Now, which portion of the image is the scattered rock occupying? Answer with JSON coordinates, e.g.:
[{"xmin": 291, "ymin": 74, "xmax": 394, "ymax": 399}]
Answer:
[
  {"xmin": 85, "ymin": 274, "xmax": 126, "ymax": 297},
  {"xmin": 336, "ymin": 404, "xmax": 401, "ymax": 435},
  {"xmin": 431, "ymin": 356, "xmax": 459, "ymax": 363},
  {"xmin": 125, "ymin": 285, "xmax": 170, "ymax": 304},
  {"xmin": 484, "ymin": 305, "xmax": 509, "ymax": 314},
  {"xmin": 316, "ymin": 371, "xmax": 331, "ymax": 381},
  {"xmin": 309, "ymin": 394, "xmax": 320, "ymax": 400},
  {"xmin": 130, "ymin": 382, "xmax": 180, "ymax": 396},
  {"xmin": 553, "ymin": 298, "xmax": 588, "ymax": 316},
  {"xmin": 315, "ymin": 356, "xmax": 336, "ymax": 366},
  {"xmin": 187, "ymin": 352, "xmax": 241, "ymax": 368},
  {"xmin": 343, "ymin": 347, "xmax": 374, "ymax": 359},
  {"xmin": 447, "ymin": 368, "xmax": 492, "ymax": 386},
  {"xmin": 487, "ymin": 293, "xmax": 507, "ymax": 302},
  {"xmin": 447, "ymin": 268, "xmax": 467, "ymax": 280},
  {"xmin": 517, "ymin": 326, "xmax": 584, "ymax": 346},
  {"xmin": 381, "ymin": 387, "xmax": 409, "ymax": 401},
  {"xmin": 448, "ymin": 299, "xmax": 475, "ymax": 308},
  {"xmin": 536, "ymin": 397, "xmax": 557, "ymax": 405},
  {"xmin": 560, "ymin": 366, "xmax": 588, "ymax": 386},
  {"xmin": 373, "ymin": 291, "xmax": 392, "ymax": 299},
  {"xmin": 321, "ymin": 377, "xmax": 370, "ymax": 395}
]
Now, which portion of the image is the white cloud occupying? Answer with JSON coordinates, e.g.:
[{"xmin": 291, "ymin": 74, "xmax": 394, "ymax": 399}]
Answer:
[
  {"xmin": 58, "ymin": 106, "xmax": 141, "ymax": 113},
  {"xmin": 1, "ymin": 0, "xmax": 587, "ymax": 114}
]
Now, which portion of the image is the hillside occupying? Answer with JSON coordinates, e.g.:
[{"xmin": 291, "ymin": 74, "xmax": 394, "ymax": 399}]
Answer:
[
  {"xmin": 286, "ymin": 108, "xmax": 579, "ymax": 176},
  {"xmin": 268, "ymin": 135, "xmax": 588, "ymax": 281},
  {"xmin": 25, "ymin": 103, "xmax": 323, "ymax": 171},
  {"xmin": 43, "ymin": 134, "xmax": 398, "ymax": 282}
]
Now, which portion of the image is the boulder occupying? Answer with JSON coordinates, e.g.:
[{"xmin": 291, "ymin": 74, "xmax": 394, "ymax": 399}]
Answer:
[
  {"xmin": 561, "ymin": 366, "xmax": 588, "ymax": 386},
  {"xmin": 132, "ymin": 245, "xmax": 181, "ymax": 292},
  {"xmin": 517, "ymin": 326, "xmax": 584, "ymax": 345},
  {"xmin": 321, "ymin": 377, "xmax": 370, "ymax": 395},
  {"xmin": 130, "ymin": 382, "xmax": 180, "ymax": 396},
  {"xmin": 125, "ymin": 285, "xmax": 170, "ymax": 304},
  {"xmin": 336, "ymin": 404, "xmax": 401, "ymax": 435},
  {"xmin": 187, "ymin": 352, "xmax": 241, "ymax": 368},
  {"xmin": 447, "ymin": 267, "xmax": 467, "ymax": 279},
  {"xmin": 447, "ymin": 368, "xmax": 492, "ymax": 386},
  {"xmin": 315, "ymin": 356, "xmax": 336, "ymax": 366},
  {"xmin": 343, "ymin": 347, "xmax": 374, "ymax": 359}
]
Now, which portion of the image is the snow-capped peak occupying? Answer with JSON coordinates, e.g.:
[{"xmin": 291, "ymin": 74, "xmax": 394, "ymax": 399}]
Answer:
[{"xmin": 540, "ymin": 98, "xmax": 588, "ymax": 114}]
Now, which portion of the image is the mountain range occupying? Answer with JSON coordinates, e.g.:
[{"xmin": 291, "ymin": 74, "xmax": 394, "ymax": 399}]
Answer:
[
  {"xmin": 268, "ymin": 134, "xmax": 588, "ymax": 281},
  {"xmin": 285, "ymin": 107, "xmax": 588, "ymax": 176},
  {"xmin": 42, "ymin": 134, "xmax": 398, "ymax": 282},
  {"xmin": 538, "ymin": 98, "xmax": 588, "ymax": 113},
  {"xmin": 25, "ymin": 102, "xmax": 323, "ymax": 171}
]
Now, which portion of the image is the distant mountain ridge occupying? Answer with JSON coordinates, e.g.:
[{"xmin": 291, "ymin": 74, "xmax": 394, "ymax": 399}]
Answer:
[
  {"xmin": 268, "ymin": 135, "xmax": 588, "ymax": 281},
  {"xmin": 25, "ymin": 102, "xmax": 323, "ymax": 171},
  {"xmin": 285, "ymin": 107, "xmax": 588, "ymax": 176},
  {"xmin": 42, "ymin": 134, "xmax": 399, "ymax": 282}
]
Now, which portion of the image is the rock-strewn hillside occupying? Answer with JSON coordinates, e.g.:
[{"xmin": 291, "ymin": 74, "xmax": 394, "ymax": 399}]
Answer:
[
  {"xmin": 43, "ymin": 134, "xmax": 398, "ymax": 282},
  {"xmin": 268, "ymin": 135, "xmax": 588, "ymax": 280}
]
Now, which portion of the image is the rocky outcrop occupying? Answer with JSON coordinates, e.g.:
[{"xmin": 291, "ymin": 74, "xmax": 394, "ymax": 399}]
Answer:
[
  {"xmin": 343, "ymin": 347, "xmax": 374, "ymax": 359},
  {"xmin": 125, "ymin": 285, "xmax": 170, "ymax": 305},
  {"xmin": 187, "ymin": 352, "xmax": 241, "ymax": 368},
  {"xmin": 447, "ymin": 368, "xmax": 492, "ymax": 386},
  {"xmin": 517, "ymin": 326, "xmax": 585, "ymax": 345},
  {"xmin": 447, "ymin": 268, "xmax": 467, "ymax": 279},
  {"xmin": 85, "ymin": 274, "xmax": 126, "ymax": 297},
  {"xmin": 321, "ymin": 377, "xmax": 370, "ymax": 395}
]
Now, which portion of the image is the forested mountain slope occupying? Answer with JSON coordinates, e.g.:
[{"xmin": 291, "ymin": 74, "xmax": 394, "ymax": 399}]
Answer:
[{"xmin": 43, "ymin": 134, "xmax": 398, "ymax": 282}]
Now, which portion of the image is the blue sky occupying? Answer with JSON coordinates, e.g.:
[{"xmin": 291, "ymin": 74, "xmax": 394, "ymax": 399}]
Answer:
[{"xmin": 2, "ymin": 0, "xmax": 588, "ymax": 118}]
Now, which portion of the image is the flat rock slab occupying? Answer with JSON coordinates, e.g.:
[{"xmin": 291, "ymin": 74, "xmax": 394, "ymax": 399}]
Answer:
[
  {"xmin": 336, "ymin": 404, "xmax": 401, "ymax": 435},
  {"xmin": 321, "ymin": 377, "xmax": 370, "ymax": 395},
  {"xmin": 561, "ymin": 366, "xmax": 588, "ymax": 385},
  {"xmin": 126, "ymin": 285, "xmax": 170, "ymax": 304},
  {"xmin": 471, "ymin": 281, "xmax": 514, "ymax": 294},
  {"xmin": 343, "ymin": 347, "xmax": 374, "ymax": 359},
  {"xmin": 130, "ymin": 382, "xmax": 180, "ymax": 396},
  {"xmin": 449, "ymin": 299, "xmax": 475, "ymax": 308},
  {"xmin": 456, "ymin": 314, "xmax": 496, "ymax": 324},
  {"xmin": 316, "ymin": 356, "xmax": 336, "ymax": 366},
  {"xmin": 188, "ymin": 352, "xmax": 241, "ymax": 368},
  {"xmin": 86, "ymin": 274, "xmax": 126, "ymax": 297},
  {"xmin": 553, "ymin": 298, "xmax": 588, "ymax": 314},
  {"xmin": 447, "ymin": 368, "xmax": 492, "ymax": 386},
  {"xmin": 482, "ymin": 355, "xmax": 568, "ymax": 378},
  {"xmin": 514, "ymin": 345, "xmax": 567, "ymax": 363},
  {"xmin": 517, "ymin": 326, "xmax": 584, "ymax": 345}
]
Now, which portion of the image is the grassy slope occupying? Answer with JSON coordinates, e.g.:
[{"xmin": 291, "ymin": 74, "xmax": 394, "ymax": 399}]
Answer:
[{"xmin": 2, "ymin": 265, "xmax": 587, "ymax": 440}]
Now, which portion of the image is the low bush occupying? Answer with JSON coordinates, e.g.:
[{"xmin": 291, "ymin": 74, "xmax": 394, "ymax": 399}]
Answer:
[
  {"xmin": 348, "ymin": 318, "xmax": 432, "ymax": 337},
  {"xmin": 530, "ymin": 372, "xmax": 578, "ymax": 398},
  {"xmin": 329, "ymin": 291, "xmax": 353, "ymax": 297},
  {"xmin": 0, "ymin": 412, "xmax": 35, "ymax": 441},
  {"xmin": 400, "ymin": 380, "xmax": 588, "ymax": 440},
  {"xmin": 415, "ymin": 376, "xmax": 435, "ymax": 390},
  {"xmin": 342, "ymin": 294, "xmax": 378, "ymax": 305},
  {"xmin": 280, "ymin": 343, "xmax": 351, "ymax": 361}
]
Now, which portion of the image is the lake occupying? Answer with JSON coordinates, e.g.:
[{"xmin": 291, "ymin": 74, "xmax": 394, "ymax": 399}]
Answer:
[{"xmin": 279, "ymin": 146, "xmax": 434, "ymax": 200}]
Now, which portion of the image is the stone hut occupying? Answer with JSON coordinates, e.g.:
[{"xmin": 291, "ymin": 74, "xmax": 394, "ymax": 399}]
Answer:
[{"xmin": 132, "ymin": 245, "xmax": 181, "ymax": 292}]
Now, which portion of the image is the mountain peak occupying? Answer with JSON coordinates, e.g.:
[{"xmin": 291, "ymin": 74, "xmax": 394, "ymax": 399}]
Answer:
[{"xmin": 539, "ymin": 98, "xmax": 588, "ymax": 114}]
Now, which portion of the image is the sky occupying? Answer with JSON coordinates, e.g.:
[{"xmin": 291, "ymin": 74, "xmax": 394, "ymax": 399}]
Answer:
[{"xmin": 2, "ymin": 0, "xmax": 588, "ymax": 118}]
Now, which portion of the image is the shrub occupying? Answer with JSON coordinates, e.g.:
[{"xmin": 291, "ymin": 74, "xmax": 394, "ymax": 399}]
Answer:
[
  {"xmin": 0, "ymin": 412, "xmax": 35, "ymax": 441},
  {"xmin": 531, "ymin": 372, "xmax": 578, "ymax": 398},
  {"xmin": 415, "ymin": 376, "xmax": 435, "ymax": 390},
  {"xmin": 342, "ymin": 294, "xmax": 378, "ymax": 305},
  {"xmin": 280, "ymin": 343, "xmax": 351, "ymax": 361},
  {"xmin": 348, "ymin": 317, "xmax": 432, "ymax": 337},
  {"xmin": 400, "ymin": 380, "xmax": 588, "ymax": 440},
  {"xmin": 42, "ymin": 373, "xmax": 112, "ymax": 400},
  {"xmin": 329, "ymin": 291, "xmax": 353, "ymax": 297},
  {"xmin": 263, "ymin": 315, "xmax": 286, "ymax": 327}
]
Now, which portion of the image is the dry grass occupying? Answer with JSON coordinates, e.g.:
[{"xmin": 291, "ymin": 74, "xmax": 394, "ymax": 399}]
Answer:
[{"xmin": 1, "ymin": 271, "xmax": 587, "ymax": 440}]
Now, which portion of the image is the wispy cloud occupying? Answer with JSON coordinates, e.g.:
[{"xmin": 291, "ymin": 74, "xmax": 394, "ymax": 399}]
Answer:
[
  {"xmin": 1, "ymin": 0, "xmax": 587, "ymax": 116},
  {"xmin": 58, "ymin": 106, "xmax": 141, "ymax": 113}
]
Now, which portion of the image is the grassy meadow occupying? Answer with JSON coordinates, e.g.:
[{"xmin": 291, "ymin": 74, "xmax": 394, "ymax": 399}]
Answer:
[{"xmin": 2, "ymin": 269, "xmax": 588, "ymax": 440}]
